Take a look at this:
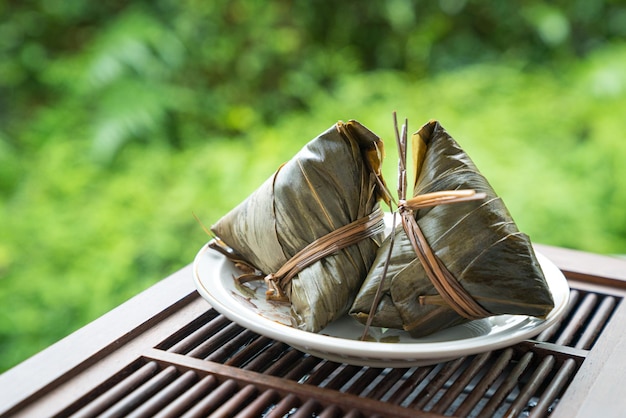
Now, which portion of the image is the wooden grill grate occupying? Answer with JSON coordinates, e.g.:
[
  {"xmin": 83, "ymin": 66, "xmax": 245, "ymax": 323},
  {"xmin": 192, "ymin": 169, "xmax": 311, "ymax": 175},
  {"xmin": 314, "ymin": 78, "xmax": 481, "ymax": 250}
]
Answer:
[{"xmin": 58, "ymin": 285, "xmax": 620, "ymax": 418}]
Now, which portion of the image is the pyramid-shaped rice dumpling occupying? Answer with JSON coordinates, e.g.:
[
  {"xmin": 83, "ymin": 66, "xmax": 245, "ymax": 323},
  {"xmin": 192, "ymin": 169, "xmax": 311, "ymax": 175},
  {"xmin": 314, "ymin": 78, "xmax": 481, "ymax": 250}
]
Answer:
[
  {"xmin": 211, "ymin": 121, "xmax": 388, "ymax": 333},
  {"xmin": 350, "ymin": 120, "xmax": 554, "ymax": 337}
]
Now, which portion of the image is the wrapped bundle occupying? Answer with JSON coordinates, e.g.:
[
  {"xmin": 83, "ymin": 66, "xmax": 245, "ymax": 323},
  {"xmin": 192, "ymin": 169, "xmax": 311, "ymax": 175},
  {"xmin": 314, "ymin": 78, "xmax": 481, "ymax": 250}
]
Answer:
[
  {"xmin": 350, "ymin": 120, "xmax": 554, "ymax": 337},
  {"xmin": 210, "ymin": 121, "xmax": 388, "ymax": 333}
]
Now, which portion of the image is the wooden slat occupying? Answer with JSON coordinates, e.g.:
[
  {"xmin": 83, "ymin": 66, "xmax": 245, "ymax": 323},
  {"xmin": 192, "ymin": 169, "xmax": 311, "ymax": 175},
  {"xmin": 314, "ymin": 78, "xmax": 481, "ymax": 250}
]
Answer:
[
  {"xmin": 152, "ymin": 375, "xmax": 218, "ymax": 418},
  {"xmin": 529, "ymin": 358, "xmax": 577, "ymax": 418},
  {"xmin": 478, "ymin": 350, "xmax": 535, "ymax": 416},
  {"xmin": 209, "ymin": 383, "xmax": 258, "ymax": 417},
  {"xmin": 234, "ymin": 388, "xmax": 279, "ymax": 418},
  {"xmin": 69, "ymin": 362, "xmax": 160, "ymax": 418},
  {"xmin": 343, "ymin": 367, "xmax": 389, "ymax": 397},
  {"xmin": 180, "ymin": 378, "xmax": 239, "ymax": 417},
  {"xmin": 505, "ymin": 355, "xmax": 555, "ymax": 417},
  {"xmin": 550, "ymin": 298, "xmax": 626, "ymax": 418},
  {"xmin": 185, "ymin": 321, "xmax": 244, "ymax": 359},
  {"xmin": 452, "ymin": 348, "xmax": 515, "ymax": 416},
  {"xmin": 144, "ymin": 349, "xmax": 442, "ymax": 418},
  {"xmin": 412, "ymin": 357, "xmax": 466, "ymax": 410},
  {"xmin": 575, "ymin": 295, "xmax": 617, "ymax": 350},
  {"xmin": 429, "ymin": 352, "xmax": 493, "ymax": 414},
  {"xmin": 96, "ymin": 365, "xmax": 179, "ymax": 418},
  {"xmin": 264, "ymin": 393, "xmax": 300, "ymax": 417},
  {"xmin": 124, "ymin": 369, "xmax": 197, "ymax": 418},
  {"xmin": 164, "ymin": 310, "xmax": 226, "ymax": 354}
]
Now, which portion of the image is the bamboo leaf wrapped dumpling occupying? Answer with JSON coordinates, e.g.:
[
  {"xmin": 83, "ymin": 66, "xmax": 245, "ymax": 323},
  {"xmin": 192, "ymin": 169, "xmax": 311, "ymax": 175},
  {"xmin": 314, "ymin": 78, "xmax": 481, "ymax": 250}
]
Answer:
[
  {"xmin": 350, "ymin": 120, "xmax": 554, "ymax": 337},
  {"xmin": 210, "ymin": 121, "xmax": 389, "ymax": 333}
]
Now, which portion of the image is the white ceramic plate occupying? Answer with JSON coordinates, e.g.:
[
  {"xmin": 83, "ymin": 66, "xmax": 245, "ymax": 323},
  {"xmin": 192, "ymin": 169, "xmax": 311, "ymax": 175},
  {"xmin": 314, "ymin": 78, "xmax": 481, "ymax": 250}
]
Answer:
[{"xmin": 193, "ymin": 245, "xmax": 570, "ymax": 367}]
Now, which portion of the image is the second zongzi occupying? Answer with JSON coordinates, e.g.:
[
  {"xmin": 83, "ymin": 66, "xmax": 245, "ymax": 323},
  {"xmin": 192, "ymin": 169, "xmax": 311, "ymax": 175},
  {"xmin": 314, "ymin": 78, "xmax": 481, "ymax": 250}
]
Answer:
[{"xmin": 350, "ymin": 120, "xmax": 555, "ymax": 338}]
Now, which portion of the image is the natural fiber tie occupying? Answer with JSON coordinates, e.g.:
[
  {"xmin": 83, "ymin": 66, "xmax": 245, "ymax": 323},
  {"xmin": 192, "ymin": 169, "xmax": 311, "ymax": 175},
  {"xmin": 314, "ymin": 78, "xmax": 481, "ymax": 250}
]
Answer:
[
  {"xmin": 399, "ymin": 200, "xmax": 491, "ymax": 319},
  {"xmin": 264, "ymin": 206, "xmax": 386, "ymax": 301}
]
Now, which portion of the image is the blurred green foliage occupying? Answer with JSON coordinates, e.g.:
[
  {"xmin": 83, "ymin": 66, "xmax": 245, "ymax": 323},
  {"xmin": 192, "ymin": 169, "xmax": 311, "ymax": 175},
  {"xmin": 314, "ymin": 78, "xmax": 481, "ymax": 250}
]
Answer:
[{"xmin": 1, "ymin": 0, "xmax": 626, "ymax": 372}]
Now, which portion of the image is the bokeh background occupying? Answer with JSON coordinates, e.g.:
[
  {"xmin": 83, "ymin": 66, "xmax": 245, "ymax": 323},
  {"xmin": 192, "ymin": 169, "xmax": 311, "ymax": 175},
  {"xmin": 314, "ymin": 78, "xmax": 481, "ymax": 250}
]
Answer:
[{"xmin": 1, "ymin": 1, "xmax": 626, "ymax": 372}]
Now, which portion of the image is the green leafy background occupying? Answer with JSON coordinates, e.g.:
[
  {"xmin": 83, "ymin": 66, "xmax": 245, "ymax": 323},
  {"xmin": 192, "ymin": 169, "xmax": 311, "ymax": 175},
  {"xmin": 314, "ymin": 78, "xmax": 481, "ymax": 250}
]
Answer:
[{"xmin": 1, "ymin": 0, "xmax": 625, "ymax": 372}]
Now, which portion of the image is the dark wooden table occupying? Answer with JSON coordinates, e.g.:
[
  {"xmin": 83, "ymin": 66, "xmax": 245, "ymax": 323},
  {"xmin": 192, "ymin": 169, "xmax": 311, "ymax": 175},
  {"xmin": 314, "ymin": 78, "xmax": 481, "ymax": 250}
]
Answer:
[{"xmin": 1, "ymin": 244, "xmax": 625, "ymax": 418}]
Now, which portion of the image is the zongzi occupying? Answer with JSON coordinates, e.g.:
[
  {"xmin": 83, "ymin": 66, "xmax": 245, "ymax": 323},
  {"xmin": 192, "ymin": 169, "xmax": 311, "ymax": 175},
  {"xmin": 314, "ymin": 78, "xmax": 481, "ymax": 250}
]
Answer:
[
  {"xmin": 210, "ymin": 121, "xmax": 389, "ymax": 333},
  {"xmin": 350, "ymin": 120, "xmax": 554, "ymax": 337}
]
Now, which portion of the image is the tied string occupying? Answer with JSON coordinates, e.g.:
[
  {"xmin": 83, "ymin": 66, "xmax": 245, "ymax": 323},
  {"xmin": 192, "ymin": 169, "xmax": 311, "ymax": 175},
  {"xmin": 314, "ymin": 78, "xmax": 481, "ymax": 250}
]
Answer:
[
  {"xmin": 399, "ymin": 196, "xmax": 491, "ymax": 319},
  {"xmin": 256, "ymin": 206, "xmax": 386, "ymax": 302},
  {"xmin": 360, "ymin": 189, "xmax": 489, "ymax": 340},
  {"xmin": 208, "ymin": 207, "xmax": 385, "ymax": 302}
]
